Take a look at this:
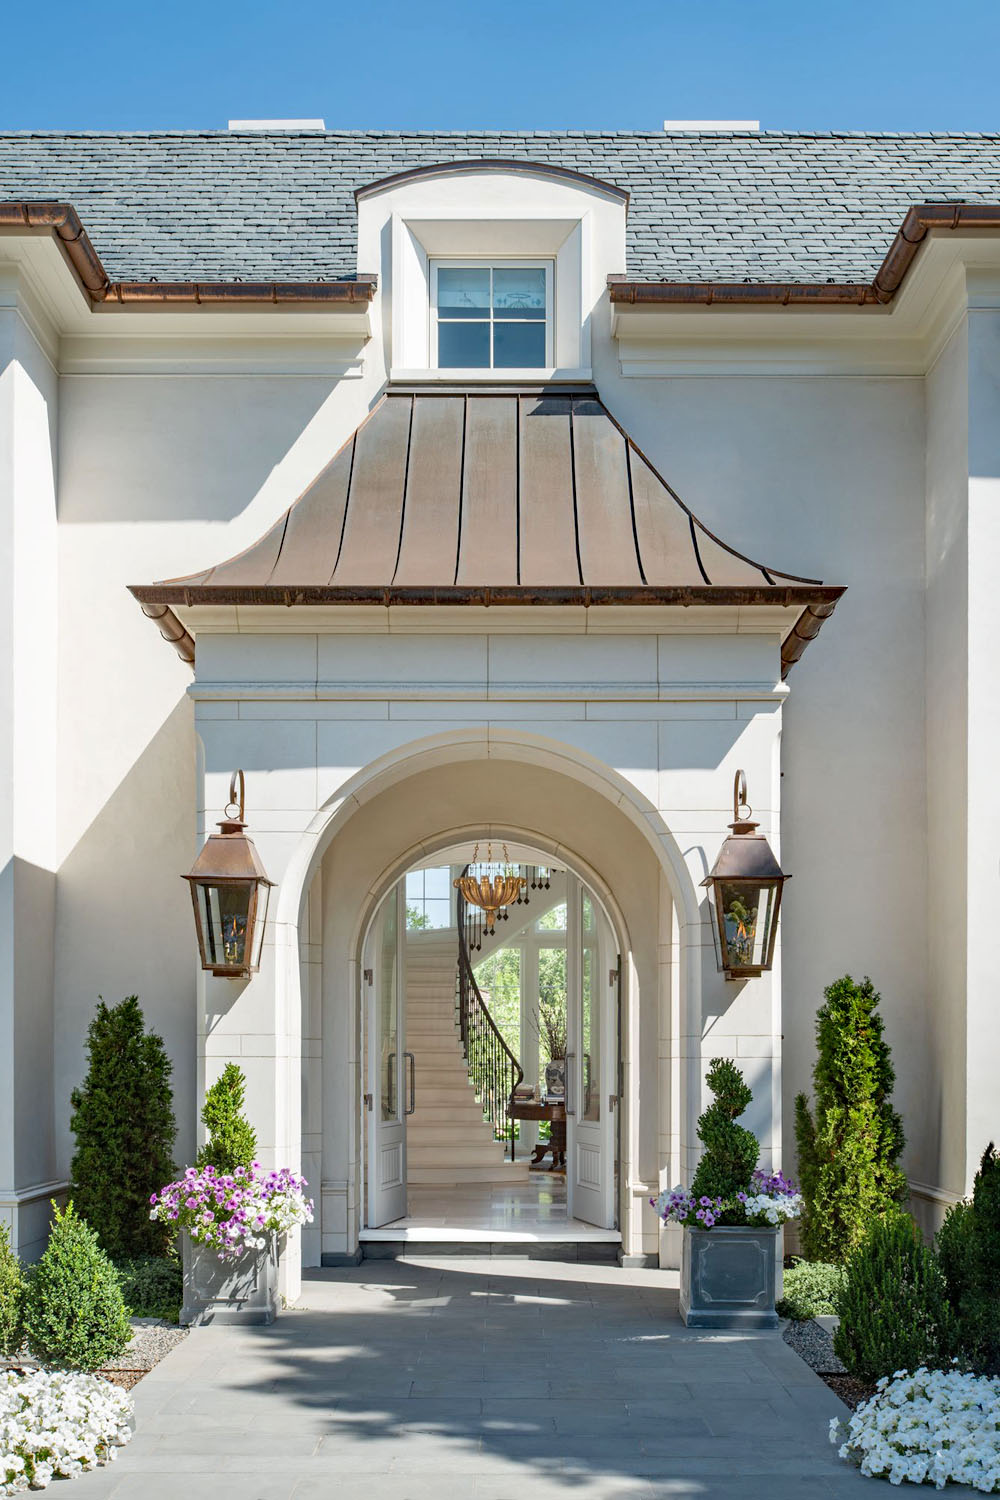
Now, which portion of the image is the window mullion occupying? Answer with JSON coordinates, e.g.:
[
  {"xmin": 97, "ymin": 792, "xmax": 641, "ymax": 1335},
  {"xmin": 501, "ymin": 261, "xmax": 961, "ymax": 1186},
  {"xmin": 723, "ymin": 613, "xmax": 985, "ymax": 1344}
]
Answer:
[{"xmin": 489, "ymin": 266, "xmax": 495, "ymax": 370}]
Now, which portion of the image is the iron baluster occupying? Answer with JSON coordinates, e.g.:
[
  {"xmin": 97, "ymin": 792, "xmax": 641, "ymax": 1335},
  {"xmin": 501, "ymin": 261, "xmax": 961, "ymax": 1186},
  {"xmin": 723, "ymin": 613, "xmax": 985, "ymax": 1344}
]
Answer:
[{"xmin": 456, "ymin": 873, "xmax": 523, "ymax": 1162}]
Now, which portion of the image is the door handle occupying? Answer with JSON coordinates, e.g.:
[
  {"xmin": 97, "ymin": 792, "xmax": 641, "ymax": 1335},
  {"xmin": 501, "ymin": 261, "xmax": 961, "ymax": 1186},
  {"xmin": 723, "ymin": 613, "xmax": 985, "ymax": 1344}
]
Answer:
[
  {"xmin": 565, "ymin": 1051, "xmax": 575, "ymax": 1116},
  {"xmin": 404, "ymin": 1051, "xmax": 416, "ymax": 1116}
]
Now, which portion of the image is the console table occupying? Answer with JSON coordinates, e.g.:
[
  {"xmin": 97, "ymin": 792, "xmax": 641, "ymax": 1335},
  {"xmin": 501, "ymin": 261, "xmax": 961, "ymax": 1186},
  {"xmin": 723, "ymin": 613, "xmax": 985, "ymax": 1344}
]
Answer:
[{"xmin": 510, "ymin": 1099, "xmax": 566, "ymax": 1170}]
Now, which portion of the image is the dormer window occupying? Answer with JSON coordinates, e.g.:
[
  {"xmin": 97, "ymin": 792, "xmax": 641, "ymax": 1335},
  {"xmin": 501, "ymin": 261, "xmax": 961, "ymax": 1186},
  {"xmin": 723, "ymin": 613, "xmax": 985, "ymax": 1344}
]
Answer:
[{"xmin": 430, "ymin": 260, "xmax": 552, "ymax": 369}]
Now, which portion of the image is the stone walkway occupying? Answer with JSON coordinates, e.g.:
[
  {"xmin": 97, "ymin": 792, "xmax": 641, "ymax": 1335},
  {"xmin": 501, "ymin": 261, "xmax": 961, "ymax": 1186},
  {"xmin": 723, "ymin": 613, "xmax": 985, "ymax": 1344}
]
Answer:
[{"xmin": 76, "ymin": 1258, "xmax": 900, "ymax": 1499}]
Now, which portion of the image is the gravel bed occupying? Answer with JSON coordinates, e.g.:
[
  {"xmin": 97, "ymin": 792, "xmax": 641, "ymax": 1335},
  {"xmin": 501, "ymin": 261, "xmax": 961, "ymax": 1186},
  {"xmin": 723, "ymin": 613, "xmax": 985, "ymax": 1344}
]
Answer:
[
  {"xmin": 2, "ymin": 1319, "xmax": 188, "ymax": 1391},
  {"xmin": 782, "ymin": 1316, "xmax": 847, "ymax": 1374},
  {"xmin": 101, "ymin": 1319, "xmax": 188, "ymax": 1373}
]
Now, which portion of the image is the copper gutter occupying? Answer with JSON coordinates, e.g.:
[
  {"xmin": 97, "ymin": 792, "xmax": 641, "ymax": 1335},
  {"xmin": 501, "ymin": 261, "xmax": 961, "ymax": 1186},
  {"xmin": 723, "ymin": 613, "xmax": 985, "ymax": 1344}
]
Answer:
[
  {"xmin": 0, "ymin": 202, "xmax": 376, "ymax": 307},
  {"xmin": 129, "ymin": 582, "xmax": 844, "ymax": 611},
  {"xmin": 129, "ymin": 582, "xmax": 844, "ymax": 678},
  {"xmin": 7, "ymin": 197, "xmax": 999, "ymax": 312},
  {"xmin": 609, "ymin": 279, "xmax": 879, "ymax": 307},
  {"xmin": 609, "ymin": 202, "xmax": 1000, "ymax": 308}
]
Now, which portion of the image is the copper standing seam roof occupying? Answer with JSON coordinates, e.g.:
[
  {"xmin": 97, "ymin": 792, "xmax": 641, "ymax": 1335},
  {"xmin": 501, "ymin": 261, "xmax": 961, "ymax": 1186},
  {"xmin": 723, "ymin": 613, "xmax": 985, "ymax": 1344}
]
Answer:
[
  {"xmin": 129, "ymin": 386, "xmax": 844, "ymax": 677},
  {"xmin": 3, "ymin": 198, "xmax": 997, "ymax": 309}
]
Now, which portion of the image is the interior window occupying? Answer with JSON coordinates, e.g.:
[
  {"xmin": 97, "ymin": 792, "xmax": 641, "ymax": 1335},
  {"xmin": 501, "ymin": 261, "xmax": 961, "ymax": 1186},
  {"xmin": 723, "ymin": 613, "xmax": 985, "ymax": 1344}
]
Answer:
[
  {"xmin": 433, "ymin": 262, "xmax": 550, "ymax": 369},
  {"xmin": 405, "ymin": 866, "xmax": 453, "ymax": 929}
]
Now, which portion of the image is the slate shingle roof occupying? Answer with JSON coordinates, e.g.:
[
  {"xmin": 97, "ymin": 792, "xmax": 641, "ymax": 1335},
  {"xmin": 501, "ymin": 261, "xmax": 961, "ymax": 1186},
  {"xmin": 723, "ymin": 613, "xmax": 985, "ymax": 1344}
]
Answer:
[{"xmin": 2, "ymin": 129, "xmax": 1000, "ymax": 285}]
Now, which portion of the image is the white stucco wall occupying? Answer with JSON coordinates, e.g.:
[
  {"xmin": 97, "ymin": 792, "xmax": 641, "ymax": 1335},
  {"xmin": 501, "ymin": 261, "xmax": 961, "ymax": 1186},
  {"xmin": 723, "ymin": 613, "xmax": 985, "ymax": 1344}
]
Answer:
[
  {"xmin": 0, "ymin": 268, "xmax": 60, "ymax": 1257},
  {"xmin": 924, "ymin": 316, "xmax": 970, "ymax": 1214}
]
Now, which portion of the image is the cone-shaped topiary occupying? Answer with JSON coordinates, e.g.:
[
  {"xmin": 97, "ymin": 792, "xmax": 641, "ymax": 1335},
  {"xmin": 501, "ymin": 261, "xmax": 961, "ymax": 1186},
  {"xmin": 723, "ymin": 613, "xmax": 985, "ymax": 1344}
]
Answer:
[
  {"xmin": 196, "ymin": 1062, "xmax": 257, "ymax": 1174},
  {"xmin": 0, "ymin": 1224, "xmax": 26, "ymax": 1357},
  {"xmin": 795, "ymin": 975, "xmax": 907, "ymax": 1263},
  {"xmin": 834, "ymin": 1213, "xmax": 959, "ymax": 1383},
  {"xmin": 70, "ymin": 995, "xmax": 177, "ymax": 1259},
  {"xmin": 23, "ymin": 1202, "xmax": 132, "ymax": 1371},
  {"xmin": 966, "ymin": 1142, "xmax": 1000, "ymax": 1375},
  {"xmin": 689, "ymin": 1058, "xmax": 759, "ymax": 1205}
]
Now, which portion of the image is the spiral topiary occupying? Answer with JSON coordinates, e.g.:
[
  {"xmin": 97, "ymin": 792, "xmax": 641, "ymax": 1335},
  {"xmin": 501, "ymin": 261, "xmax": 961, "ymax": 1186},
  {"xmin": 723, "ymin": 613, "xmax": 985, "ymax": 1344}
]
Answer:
[
  {"xmin": 196, "ymin": 1062, "xmax": 257, "ymax": 1175},
  {"xmin": 689, "ymin": 1057, "xmax": 760, "ymax": 1206}
]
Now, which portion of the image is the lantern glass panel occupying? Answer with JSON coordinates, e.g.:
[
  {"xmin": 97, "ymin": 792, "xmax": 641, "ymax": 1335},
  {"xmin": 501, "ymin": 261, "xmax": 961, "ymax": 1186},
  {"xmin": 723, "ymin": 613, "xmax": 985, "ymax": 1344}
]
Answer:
[
  {"xmin": 196, "ymin": 881, "xmax": 255, "ymax": 971},
  {"xmin": 249, "ymin": 883, "xmax": 269, "ymax": 971},
  {"xmin": 719, "ymin": 880, "xmax": 775, "ymax": 972}
]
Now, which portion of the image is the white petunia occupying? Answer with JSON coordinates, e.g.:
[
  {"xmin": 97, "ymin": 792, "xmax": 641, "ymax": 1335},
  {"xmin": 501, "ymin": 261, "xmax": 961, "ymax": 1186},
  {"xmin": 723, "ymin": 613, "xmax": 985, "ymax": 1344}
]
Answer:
[
  {"xmin": 1, "ymin": 1370, "xmax": 132, "ymax": 1495},
  {"xmin": 834, "ymin": 1367, "xmax": 1000, "ymax": 1493}
]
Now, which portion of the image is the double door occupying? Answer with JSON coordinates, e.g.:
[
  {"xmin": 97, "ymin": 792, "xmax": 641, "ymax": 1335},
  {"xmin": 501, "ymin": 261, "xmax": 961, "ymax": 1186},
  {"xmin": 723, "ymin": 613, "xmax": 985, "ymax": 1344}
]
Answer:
[{"xmin": 364, "ymin": 873, "xmax": 618, "ymax": 1230}]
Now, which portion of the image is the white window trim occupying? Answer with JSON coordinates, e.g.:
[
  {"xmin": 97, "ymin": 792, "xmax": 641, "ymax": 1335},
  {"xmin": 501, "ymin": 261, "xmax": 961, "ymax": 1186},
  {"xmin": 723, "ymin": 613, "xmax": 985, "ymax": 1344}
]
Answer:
[{"xmin": 429, "ymin": 258, "xmax": 554, "ymax": 372}]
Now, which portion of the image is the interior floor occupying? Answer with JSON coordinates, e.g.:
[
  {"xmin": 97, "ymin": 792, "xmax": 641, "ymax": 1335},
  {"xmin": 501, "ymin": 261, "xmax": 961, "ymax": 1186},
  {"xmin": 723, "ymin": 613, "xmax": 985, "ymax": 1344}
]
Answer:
[{"xmin": 360, "ymin": 1170, "xmax": 620, "ymax": 1243}]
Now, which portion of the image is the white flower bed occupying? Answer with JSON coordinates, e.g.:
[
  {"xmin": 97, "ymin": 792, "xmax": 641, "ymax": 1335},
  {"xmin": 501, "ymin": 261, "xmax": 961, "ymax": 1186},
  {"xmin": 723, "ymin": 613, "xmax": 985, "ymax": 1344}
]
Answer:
[
  {"xmin": 831, "ymin": 1366, "xmax": 1000, "ymax": 1491},
  {"xmin": 1, "ymin": 1369, "xmax": 132, "ymax": 1494}
]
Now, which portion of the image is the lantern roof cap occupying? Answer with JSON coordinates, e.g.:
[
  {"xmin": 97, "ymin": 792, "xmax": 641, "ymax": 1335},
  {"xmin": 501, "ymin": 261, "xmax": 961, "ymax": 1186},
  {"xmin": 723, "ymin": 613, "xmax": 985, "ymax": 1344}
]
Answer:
[
  {"xmin": 185, "ymin": 823, "xmax": 274, "ymax": 885},
  {"xmin": 702, "ymin": 829, "xmax": 786, "ymax": 885}
]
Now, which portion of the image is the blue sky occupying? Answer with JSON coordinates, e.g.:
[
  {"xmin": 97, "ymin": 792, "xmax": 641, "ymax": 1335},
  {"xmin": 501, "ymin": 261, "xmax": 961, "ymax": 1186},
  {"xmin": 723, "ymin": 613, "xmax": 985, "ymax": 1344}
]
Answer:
[{"xmin": 3, "ymin": 0, "xmax": 996, "ymax": 133}]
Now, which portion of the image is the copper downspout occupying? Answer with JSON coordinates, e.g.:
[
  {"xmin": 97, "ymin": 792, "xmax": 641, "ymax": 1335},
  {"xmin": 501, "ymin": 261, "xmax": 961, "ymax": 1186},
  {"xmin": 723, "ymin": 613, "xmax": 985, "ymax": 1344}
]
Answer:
[
  {"xmin": 139, "ymin": 604, "xmax": 195, "ymax": 665},
  {"xmin": 0, "ymin": 202, "xmax": 376, "ymax": 306}
]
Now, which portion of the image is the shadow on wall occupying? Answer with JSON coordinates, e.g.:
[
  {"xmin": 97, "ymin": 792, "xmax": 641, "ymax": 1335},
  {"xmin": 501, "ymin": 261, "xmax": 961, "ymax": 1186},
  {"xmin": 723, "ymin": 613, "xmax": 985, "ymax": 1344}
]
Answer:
[
  {"xmin": 53, "ymin": 696, "xmax": 198, "ymax": 1175},
  {"xmin": 58, "ymin": 376, "xmax": 343, "ymax": 524}
]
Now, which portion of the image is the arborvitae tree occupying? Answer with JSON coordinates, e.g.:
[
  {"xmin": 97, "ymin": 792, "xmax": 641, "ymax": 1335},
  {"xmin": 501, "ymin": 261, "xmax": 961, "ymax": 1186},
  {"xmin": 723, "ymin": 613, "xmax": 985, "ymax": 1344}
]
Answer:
[
  {"xmin": 690, "ymin": 1058, "xmax": 759, "ymax": 1204},
  {"xmin": 938, "ymin": 1144, "xmax": 1000, "ymax": 1376},
  {"xmin": 795, "ymin": 974, "xmax": 907, "ymax": 1263},
  {"xmin": 23, "ymin": 1202, "xmax": 132, "ymax": 1371},
  {"xmin": 196, "ymin": 1062, "xmax": 257, "ymax": 1174},
  {"xmin": 70, "ymin": 996, "xmax": 177, "ymax": 1259},
  {"xmin": 965, "ymin": 1142, "xmax": 1000, "ymax": 1374}
]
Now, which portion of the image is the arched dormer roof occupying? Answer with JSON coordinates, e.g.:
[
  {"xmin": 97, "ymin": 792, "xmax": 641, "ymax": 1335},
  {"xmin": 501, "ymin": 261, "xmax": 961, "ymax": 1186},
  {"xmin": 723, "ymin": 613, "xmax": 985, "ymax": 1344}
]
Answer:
[{"xmin": 354, "ymin": 159, "xmax": 629, "ymax": 206}]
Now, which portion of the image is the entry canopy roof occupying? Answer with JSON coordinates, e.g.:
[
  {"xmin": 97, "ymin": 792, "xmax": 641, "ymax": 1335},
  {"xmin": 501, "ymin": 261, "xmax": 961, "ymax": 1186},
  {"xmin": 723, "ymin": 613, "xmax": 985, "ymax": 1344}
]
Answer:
[{"xmin": 131, "ymin": 385, "xmax": 844, "ymax": 675}]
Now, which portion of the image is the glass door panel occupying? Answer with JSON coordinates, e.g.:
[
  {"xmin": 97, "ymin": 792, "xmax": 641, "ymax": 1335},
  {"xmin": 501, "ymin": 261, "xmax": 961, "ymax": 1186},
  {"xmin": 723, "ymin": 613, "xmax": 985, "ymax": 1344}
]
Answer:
[
  {"xmin": 567, "ymin": 879, "xmax": 616, "ymax": 1229},
  {"xmin": 366, "ymin": 883, "xmax": 406, "ymax": 1227}
]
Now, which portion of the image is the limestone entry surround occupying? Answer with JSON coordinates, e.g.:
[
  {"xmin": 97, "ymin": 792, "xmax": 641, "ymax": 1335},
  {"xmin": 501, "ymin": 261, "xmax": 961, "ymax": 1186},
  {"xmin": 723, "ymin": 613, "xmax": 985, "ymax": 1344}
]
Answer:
[{"xmin": 187, "ymin": 611, "xmax": 790, "ymax": 1300}]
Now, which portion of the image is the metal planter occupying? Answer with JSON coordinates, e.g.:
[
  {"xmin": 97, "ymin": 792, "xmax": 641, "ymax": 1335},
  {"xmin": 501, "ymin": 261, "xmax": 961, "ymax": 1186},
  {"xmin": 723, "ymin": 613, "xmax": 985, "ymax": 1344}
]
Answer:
[
  {"xmin": 680, "ymin": 1224, "xmax": 780, "ymax": 1330},
  {"xmin": 180, "ymin": 1231, "xmax": 281, "ymax": 1326}
]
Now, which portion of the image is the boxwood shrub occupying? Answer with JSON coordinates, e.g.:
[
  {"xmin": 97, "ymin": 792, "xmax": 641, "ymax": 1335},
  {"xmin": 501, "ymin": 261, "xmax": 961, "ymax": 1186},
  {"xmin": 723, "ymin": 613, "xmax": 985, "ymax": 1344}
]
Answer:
[
  {"xmin": 776, "ymin": 1259, "xmax": 846, "ymax": 1320},
  {"xmin": 23, "ymin": 1203, "xmax": 132, "ymax": 1371}
]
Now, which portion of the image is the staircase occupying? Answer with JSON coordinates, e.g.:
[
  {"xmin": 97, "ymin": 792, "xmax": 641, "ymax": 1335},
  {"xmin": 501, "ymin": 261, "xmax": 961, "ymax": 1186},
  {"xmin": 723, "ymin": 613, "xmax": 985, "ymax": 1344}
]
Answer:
[{"xmin": 405, "ymin": 930, "xmax": 528, "ymax": 1185}]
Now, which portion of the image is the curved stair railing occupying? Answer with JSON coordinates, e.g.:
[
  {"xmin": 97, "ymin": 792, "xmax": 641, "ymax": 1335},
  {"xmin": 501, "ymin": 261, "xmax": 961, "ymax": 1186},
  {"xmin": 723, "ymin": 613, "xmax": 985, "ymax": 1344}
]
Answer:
[{"xmin": 456, "ymin": 873, "xmax": 523, "ymax": 1162}]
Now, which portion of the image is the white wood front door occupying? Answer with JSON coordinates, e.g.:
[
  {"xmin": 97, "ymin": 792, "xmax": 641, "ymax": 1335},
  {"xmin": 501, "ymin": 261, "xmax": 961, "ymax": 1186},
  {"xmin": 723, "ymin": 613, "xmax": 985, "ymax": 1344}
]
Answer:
[
  {"xmin": 566, "ymin": 881, "xmax": 617, "ymax": 1229},
  {"xmin": 366, "ymin": 883, "xmax": 407, "ymax": 1227}
]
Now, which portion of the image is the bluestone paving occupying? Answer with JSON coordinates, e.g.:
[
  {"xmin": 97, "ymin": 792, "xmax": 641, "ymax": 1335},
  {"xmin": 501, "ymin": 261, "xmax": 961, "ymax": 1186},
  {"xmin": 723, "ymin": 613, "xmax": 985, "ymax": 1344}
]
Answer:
[{"xmin": 69, "ymin": 1256, "xmax": 977, "ymax": 1497}]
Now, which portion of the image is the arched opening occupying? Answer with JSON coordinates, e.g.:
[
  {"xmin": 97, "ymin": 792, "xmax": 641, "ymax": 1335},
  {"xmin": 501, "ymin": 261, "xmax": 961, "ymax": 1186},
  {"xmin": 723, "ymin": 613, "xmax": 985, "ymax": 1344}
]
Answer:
[
  {"xmin": 273, "ymin": 731, "xmax": 704, "ymax": 1278},
  {"xmin": 358, "ymin": 836, "xmax": 623, "ymax": 1251}
]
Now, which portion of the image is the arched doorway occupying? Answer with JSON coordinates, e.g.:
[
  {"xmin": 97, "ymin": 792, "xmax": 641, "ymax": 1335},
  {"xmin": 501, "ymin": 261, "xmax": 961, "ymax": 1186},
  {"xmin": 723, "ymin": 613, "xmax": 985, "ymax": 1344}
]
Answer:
[
  {"xmin": 274, "ymin": 733, "xmax": 705, "ymax": 1276},
  {"xmin": 360, "ymin": 840, "xmax": 623, "ymax": 1247}
]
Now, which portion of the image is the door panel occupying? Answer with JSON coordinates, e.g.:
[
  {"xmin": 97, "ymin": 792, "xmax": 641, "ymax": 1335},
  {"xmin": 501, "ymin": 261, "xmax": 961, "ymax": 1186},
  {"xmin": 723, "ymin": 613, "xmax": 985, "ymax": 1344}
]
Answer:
[
  {"xmin": 366, "ymin": 883, "xmax": 406, "ymax": 1227},
  {"xmin": 567, "ymin": 882, "xmax": 617, "ymax": 1229}
]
